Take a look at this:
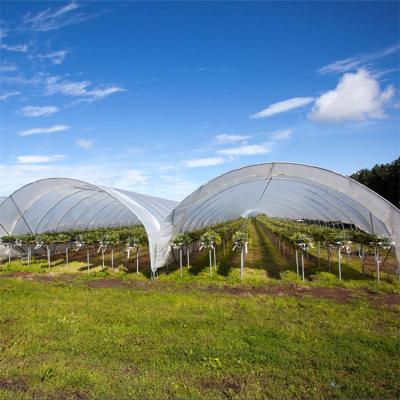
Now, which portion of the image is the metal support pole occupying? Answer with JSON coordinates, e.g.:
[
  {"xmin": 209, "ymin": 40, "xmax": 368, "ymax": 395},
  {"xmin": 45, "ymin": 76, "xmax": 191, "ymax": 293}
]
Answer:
[
  {"xmin": 301, "ymin": 252, "xmax": 305, "ymax": 281},
  {"xmin": 209, "ymin": 249, "xmax": 212, "ymax": 277},
  {"xmin": 28, "ymin": 246, "xmax": 31, "ymax": 267},
  {"xmin": 66, "ymin": 246, "xmax": 69, "ymax": 267},
  {"xmin": 8, "ymin": 245, "xmax": 11, "ymax": 263},
  {"xmin": 338, "ymin": 247, "xmax": 342, "ymax": 281},
  {"xmin": 102, "ymin": 249, "xmax": 105, "ymax": 271},
  {"xmin": 136, "ymin": 248, "xmax": 139, "ymax": 275},
  {"xmin": 47, "ymin": 246, "xmax": 51, "ymax": 269},
  {"xmin": 213, "ymin": 247, "xmax": 217, "ymax": 271},
  {"xmin": 360, "ymin": 244, "xmax": 365, "ymax": 276},
  {"xmin": 240, "ymin": 247, "xmax": 244, "ymax": 280},
  {"xmin": 187, "ymin": 247, "xmax": 190, "ymax": 268},
  {"xmin": 87, "ymin": 248, "xmax": 90, "ymax": 272},
  {"xmin": 327, "ymin": 245, "xmax": 331, "ymax": 272},
  {"xmin": 317, "ymin": 241, "xmax": 320, "ymax": 267},
  {"xmin": 295, "ymin": 250, "xmax": 299, "ymax": 276},
  {"xmin": 179, "ymin": 248, "xmax": 183, "ymax": 277},
  {"xmin": 375, "ymin": 248, "xmax": 380, "ymax": 282},
  {"xmin": 111, "ymin": 248, "xmax": 114, "ymax": 270}
]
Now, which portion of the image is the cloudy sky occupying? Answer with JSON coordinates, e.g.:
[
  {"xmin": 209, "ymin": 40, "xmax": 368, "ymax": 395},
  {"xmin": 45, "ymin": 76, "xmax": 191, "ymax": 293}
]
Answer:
[{"xmin": 1, "ymin": 1, "xmax": 399, "ymax": 200}]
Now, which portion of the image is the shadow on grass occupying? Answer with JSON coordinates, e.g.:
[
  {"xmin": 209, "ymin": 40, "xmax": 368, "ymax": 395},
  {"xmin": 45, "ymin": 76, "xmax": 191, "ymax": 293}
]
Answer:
[
  {"xmin": 251, "ymin": 222, "xmax": 289, "ymax": 279},
  {"xmin": 217, "ymin": 242, "xmax": 238, "ymax": 277},
  {"xmin": 187, "ymin": 250, "xmax": 210, "ymax": 276},
  {"xmin": 305, "ymin": 246, "xmax": 376, "ymax": 281}
]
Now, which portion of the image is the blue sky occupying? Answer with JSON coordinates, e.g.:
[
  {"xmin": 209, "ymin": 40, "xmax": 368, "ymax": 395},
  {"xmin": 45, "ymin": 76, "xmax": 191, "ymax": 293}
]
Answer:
[{"xmin": 1, "ymin": 1, "xmax": 399, "ymax": 200}]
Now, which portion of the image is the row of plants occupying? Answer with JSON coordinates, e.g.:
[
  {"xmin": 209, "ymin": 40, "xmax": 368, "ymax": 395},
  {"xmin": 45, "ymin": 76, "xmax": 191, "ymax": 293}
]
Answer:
[
  {"xmin": 256, "ymin": 215, "xmax": 394, "ymax": 281},
  {"xmin": 1, "ymin": 225, "xmax": 148, "ymax": 246},
  {"xmin": 1, "ymin": 225, "xmax": 149, "ymax": 271},
  {"xmin": 171, "ymin": 218, "xmax": 249, "ymax": 277}
]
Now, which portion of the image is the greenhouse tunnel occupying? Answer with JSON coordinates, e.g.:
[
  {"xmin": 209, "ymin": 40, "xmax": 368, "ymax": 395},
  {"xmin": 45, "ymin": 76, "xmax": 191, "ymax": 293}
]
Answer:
[
  {"xmin": 0, "ymin": 163, "xmax": 399, "ymax": 274},
  {"xmin": 155, "ymin": 163, "xmax": 400, "ymax": 272},
  {"xmin": 0, "ymin": 178, "xmax": 178, "ymax": 267}
]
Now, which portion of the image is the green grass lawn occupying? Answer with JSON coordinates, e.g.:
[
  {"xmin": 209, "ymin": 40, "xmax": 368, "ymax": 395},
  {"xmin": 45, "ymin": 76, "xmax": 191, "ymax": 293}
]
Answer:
[
  {"xmin": 1, "ymin": 221, "xmax": 399, "ymax": 399},
  {"xmin": 0, "ymin": 276, "xmax": 399, "ymax": 400}
]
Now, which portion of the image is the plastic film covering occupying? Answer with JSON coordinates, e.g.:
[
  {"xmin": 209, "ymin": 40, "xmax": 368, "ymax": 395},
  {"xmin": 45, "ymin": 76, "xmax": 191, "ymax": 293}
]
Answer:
[
  {"xmin": 156, "ymin": 163, "xmax": 400, "ymax": 270},
  {"xmin": 0, "ymin": 163, "xmax": 399, "ymax": 272},
  {"xmin": 0, "ymin": 178, "xmax": 178, "ymax": 267}
]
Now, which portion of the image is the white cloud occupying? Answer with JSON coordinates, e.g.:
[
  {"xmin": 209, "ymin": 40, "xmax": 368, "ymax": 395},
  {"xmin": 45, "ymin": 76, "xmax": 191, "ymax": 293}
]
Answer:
[
  {"xmin": 1, "ymin": 73, "xmax": 124, "ymax": 104},
  {"xmin": 18, "ymin": 124, "xmax": 70, "ymax": 136},
  {"xmin": 0, "ymin": 63, "xmax": 17, "ymax": 73},
  {"xmin": 270, "ymin": 129, "xmax": 292, "ymax": 140},
  {"xmin": 214, "ymin": 134, "xmax": 250, "ymax": 144},
  {"xmin": 44, "ymin": 76, "xmax": 125, "ymax": 103},
  {"xmin": 111, "ymin": 169, "xmax": 148, "ymax": 188},
  {"xmin": 0, "ymin": 162, "xmax": 149, "ymax": 197},
  {"xmin": 158, "ymin": 165, "xmax": 175, "ymax": 172},
  {"xmin": 0, "ymin": 43, "xmax": 28, "ymax": 52},
  {"xmin": 21, "ymin": 105, "xmax": 59, "ymax": 117},
  {"xmin": 17, "ymin": 154, "xmax": 65, "ymax": 164},
  {"xmin": 158, "ymin": 174, "xmax": 198, "ymax": 200},
  {"xmin": 84, "ymin": 86, "xmax": 125, "ymax": 101},
  {"xmin": 76, "ymin": 138, "xmax": 93, "ymax": 150},
  {"xmin": 250, "ymin": 97, "xmax": 314, "ymax": 119},
  {"xmin": 217, "ymin": 143, "xmax": 271, "ymax": 156},
  {"xmin": 38, "ymin": 50, "xmax": 68, "ymax": 65},
  {"xmin": 21, "ymin": 2, "xmax": 100, "ymax": 32},
  {"xmin": 0, "ymin": 91, "xmax": 20, "ymax": 101},
  {"xmin": 309, "ymin": 69, "xmax": 395, "ymax": 123},
  {"xmin": 186, "ymin": 157, "xmax": 225, "ymax": 168},
  {"xmin": 319, "ymin": 43, "xmax": 400, "ymax": 75}
]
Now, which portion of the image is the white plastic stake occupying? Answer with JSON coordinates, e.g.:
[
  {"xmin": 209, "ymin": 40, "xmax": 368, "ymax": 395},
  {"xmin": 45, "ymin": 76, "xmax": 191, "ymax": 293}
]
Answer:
[{"xmin": 338, "ymin": 247, "xmax": 342, "ymax": 281}]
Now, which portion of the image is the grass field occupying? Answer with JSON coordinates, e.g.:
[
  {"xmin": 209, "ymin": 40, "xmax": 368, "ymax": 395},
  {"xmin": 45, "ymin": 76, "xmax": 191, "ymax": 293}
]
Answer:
[{"xmin": 1, "ymin": 222, "xmax": 399, "ymax": 399}]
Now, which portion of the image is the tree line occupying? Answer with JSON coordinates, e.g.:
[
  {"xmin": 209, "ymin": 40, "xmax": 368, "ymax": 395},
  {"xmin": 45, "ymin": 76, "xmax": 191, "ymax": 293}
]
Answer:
[{"xmin": 350, "ymin": 157, "xmax": 399, "ymax": 208}]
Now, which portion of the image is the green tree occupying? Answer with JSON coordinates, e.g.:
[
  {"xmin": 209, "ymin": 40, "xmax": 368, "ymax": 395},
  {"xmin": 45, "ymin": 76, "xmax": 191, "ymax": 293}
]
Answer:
[{"xmin": 350, "ymin": 157, "xmax": 399, "ymax": 207}]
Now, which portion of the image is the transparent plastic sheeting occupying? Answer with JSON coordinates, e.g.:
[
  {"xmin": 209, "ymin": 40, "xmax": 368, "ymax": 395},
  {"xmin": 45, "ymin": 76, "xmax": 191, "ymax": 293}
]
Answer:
[
  {"xmin": 0, "ymin": 178, "xmax": 178, "ymax": 266},
  {"xmin": 0, "ymin": 163, "xmax": 399, "ymax": 272}
]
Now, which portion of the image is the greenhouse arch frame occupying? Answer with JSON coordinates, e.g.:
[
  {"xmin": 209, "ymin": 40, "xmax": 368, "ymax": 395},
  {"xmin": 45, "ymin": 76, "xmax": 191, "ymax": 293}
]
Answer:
[{"xmin": 0, "ymin": 163, "xmax": 399, "ymax": 273}]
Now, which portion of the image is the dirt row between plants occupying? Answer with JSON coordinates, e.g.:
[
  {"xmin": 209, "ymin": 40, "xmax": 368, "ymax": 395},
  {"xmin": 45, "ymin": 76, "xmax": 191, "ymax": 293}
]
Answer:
[{"xmin": 2, "ymin": 271, "xmax": 399, "ymax": 307}]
